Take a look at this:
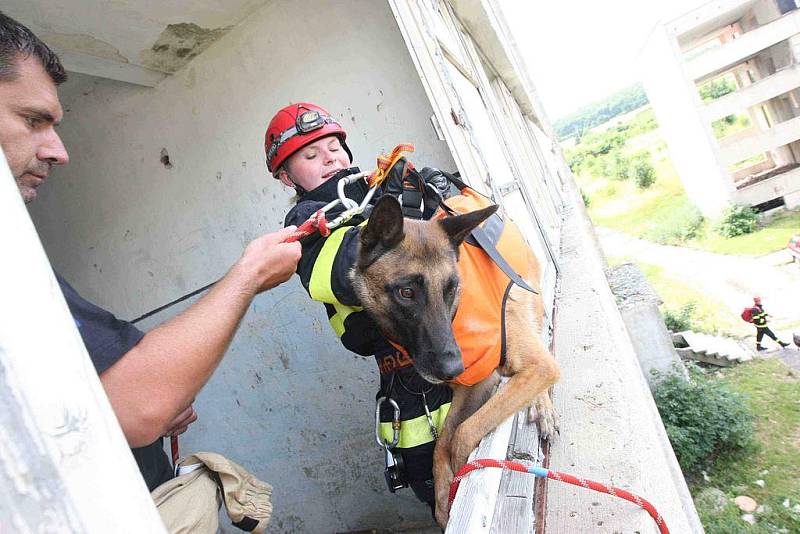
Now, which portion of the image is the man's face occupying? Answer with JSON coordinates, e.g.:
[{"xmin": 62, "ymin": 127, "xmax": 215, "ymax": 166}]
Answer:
[{"xmin": 0, "ymin": 55, "xmax": 69, "ymax": 203}]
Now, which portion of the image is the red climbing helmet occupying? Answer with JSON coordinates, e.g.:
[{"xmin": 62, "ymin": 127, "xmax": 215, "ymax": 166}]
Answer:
[{"xmin": 264, "ymin": 102, "xmax": 352, "ymax": 174}]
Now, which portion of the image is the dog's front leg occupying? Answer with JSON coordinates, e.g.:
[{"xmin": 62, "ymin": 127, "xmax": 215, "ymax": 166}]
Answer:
[
  {"xmin": 433, "ymin": 423, "xmax": 454, "ymax": 529},
  {"xmin": 450, "ymin": 355, "xmax": 558, "ymax": 472},
  {"xmin": 433, "ymin": 382, "xmax": 487, "ymax": 528}
]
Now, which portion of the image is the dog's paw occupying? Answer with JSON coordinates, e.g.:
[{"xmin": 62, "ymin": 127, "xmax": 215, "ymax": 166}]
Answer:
[{"xmin": 527, "ymin": 393, "xmax": 559, "ymax": 440}]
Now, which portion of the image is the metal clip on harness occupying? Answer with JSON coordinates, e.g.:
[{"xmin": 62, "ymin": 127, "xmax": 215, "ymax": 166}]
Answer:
[{"xmin": 375, "ymin": 397, "xmax": 407, "ymax": 492}]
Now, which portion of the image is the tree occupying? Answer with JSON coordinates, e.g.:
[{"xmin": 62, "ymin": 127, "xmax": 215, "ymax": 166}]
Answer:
[{"xmin": 553, "ymin": 83, "xmax": 649, "ymax": 140}]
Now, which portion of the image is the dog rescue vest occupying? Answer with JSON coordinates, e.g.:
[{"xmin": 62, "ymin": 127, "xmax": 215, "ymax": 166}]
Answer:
[{"xmin": 432, "ymin": 184, "xmax": 540, "ymax": 386}]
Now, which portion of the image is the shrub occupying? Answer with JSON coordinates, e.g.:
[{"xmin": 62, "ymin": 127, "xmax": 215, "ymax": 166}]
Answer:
[
  {"xmin": 580, "ymin": 189, "xmax": 590, "ymax": 207},
  {"xmin": 644, "ymin": 204, "xmax": 704, "ymax": 245},
  {"xmin": 653, "ymin": 365, "xmax": 754, "ymax": 473},
  {"xmin": 699, "ymin": 78, "xmax": 736, "ymax": 101},
  {"xmin": 609, "ymin": 150, "xmax": 631, "ymax": 181},
  {"xmin": 632, "ymin": 151, "xmax": 656, "ymax": 189},
  {"xmin": 566, "ymin": 151, "xmax": 583, "ymax": 173},
  {"xmin": 663, "ymin": 302, "xmax": 697, "ymax": 332},
  {"xmin": 715, "ymin": 204, "xmax": 758, "ymax": 237}
]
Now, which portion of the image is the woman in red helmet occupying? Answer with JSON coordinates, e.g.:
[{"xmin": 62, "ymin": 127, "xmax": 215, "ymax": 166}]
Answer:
[{"xmin": 266, "ymin": 103, "xmax": 451, "ymax": 514}]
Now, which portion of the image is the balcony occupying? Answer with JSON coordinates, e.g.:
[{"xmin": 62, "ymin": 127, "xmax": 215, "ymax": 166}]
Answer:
[
  {"xmin": 719, "ymin": 115, "xmax": 800, "ymax": 166},
  {"xmin": 734, "ymin": 164, "xmax": 800, "ymax": 205},
  {"xmin": 686, "ymin": 9, "xmax": 800, "ymax": 82},
  {"xmin": 703, "ymin": 64, "xmax": 800, "ymax": 122}
]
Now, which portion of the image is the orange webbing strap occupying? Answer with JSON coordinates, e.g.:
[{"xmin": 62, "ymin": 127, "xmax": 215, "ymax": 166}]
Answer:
[{"xmin": 367, "ymin": 143, "xmax": 415, "ymax": 188}]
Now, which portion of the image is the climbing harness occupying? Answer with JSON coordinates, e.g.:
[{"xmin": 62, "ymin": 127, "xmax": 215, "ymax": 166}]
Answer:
[
  {"xmin": 283, "ymin": 143, "xmax": 416, "ymax": 242},
  {"xmin": 448, "ymin": 459, "xmax": 670, "ymax": 534}
]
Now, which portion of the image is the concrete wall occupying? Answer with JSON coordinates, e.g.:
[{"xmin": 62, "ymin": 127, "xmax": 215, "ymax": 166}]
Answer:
[
  {"xmin": 29, "ymin": 0, "xmax": 456, "ymax": 531},
  {"xmin": 641, "ymin": 24, "xmax": 735, "ymax": 218},
  {"xmin": 606, "ymin": 263, "xmax": 686, "ymax": 388},
  {"xmin": 545, "ymin": 185, "xmax": 703, "ymax": 533}
]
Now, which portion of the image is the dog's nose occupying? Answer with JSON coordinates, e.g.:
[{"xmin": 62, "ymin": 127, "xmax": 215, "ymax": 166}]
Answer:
[{"xmin": 435, "ymin": 352, "xmax": 465, "ymax": 381}]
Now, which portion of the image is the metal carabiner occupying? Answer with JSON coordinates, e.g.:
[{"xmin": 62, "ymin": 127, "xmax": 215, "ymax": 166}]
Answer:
[
  {"xmin": 375, "ymin": 396, "xmax": 401, "ymax": 448},
  {"xmin": 323, "ymin": 171, "xmax": 372, "ymax": 231}
]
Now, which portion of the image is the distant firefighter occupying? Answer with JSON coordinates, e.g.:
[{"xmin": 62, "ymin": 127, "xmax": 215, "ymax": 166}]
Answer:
[{"xmin": 748, "ymin": 296, "xmax": 790, "ymax": 351}]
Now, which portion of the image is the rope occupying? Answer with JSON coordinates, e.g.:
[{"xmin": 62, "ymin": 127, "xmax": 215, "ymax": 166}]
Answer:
[
  {"xmin": 367, "ymin": 143, "xmax": 415, "ymax": 188},
  {"xmin": 132, "ymin": 145, "xmax": 412, "ymax": 323},
  {"xmin": 448, "ymin": 459, "xmax": 669, "ymax": 534},
  {"xmin": 283, "ymin": 209, "xmax": 330, "ymax": 243}
]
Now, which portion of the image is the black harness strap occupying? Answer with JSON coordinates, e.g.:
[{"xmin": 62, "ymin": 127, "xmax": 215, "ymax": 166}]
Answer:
[{"xmin": 438, "ymin": 172, "xmax": 537, "ymax": 295}]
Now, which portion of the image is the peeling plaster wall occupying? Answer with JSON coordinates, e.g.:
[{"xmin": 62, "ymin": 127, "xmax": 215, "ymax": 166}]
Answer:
[{"xmin": 30, "ymin": 0, "xmax": 454, "ymax": 531}]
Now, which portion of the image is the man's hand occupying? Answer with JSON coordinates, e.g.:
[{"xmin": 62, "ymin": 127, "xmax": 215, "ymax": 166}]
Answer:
[
  {"xmin": 104, "ymin": 227, "xmax": 300, "ymax": 447},
  {"xmin": 235, "ymin": 226, "xmax": 302, "ymax": 294},
  {"xmin": 164, "ymin": 405, "xmax": 197, "ymax": 437}
]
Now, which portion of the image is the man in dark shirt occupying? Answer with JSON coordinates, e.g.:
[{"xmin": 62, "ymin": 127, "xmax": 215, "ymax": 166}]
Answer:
[{"xmin": 0, "ymin": 12, "xmax": 301, "ymax": 491}]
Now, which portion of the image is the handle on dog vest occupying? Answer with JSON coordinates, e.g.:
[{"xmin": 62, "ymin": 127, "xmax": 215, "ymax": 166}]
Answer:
[{"xmin": 439, "ymin": 172, "xmax": 537, "ymax": 295}]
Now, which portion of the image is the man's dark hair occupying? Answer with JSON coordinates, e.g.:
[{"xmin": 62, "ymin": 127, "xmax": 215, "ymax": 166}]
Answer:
[{"xmin": 0, "ymin": 11, "xmax": 66, "ymax": 85}]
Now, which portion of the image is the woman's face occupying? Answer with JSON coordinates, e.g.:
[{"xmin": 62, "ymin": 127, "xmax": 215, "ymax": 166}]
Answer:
[{"xmin": 278, "ymin": 135, "xmax": 350, "ymax": 192}]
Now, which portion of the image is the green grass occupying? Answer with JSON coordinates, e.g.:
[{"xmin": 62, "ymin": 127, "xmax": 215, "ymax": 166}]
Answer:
[
  {"xmin": 574, "ymin": 114, "xmax": 800, "ymax": 256},
  {"xmin": 580, "ymin": 153, "xmax": 705, "ymax": 245},
  {"xmin": 686, "ymin": 210, "xmax": 800, "ymax": 256},
  {"xmin": 607, "ymin": 256, "xmax": 747, "ymax": 337},
  {"xmin": 690, "ymin": 359, "xmax": 800, "ymax": 533},
  {"xmin": 712, "ymin": 113, "xmax": 751, "ymax": 140},
  {"xmin": 729, "ymin": 152, "xmax": 767, "ymax": 173}
]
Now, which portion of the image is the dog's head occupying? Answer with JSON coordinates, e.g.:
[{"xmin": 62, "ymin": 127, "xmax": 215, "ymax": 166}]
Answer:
[{"xmin": 351, "ymin": 195, "xmax": 497, "ymax": 383}]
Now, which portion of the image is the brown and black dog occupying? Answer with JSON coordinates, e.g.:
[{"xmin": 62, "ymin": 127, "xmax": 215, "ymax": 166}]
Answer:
[{"xmin": 351, "ymin": 195, "xmax": 559, "ymax": 527}]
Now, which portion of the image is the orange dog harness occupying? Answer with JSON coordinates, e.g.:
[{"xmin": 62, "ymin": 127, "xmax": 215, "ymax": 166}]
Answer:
[{"xmin": 434, "ymin": 186, "xmax": 539, "ymax": 386}]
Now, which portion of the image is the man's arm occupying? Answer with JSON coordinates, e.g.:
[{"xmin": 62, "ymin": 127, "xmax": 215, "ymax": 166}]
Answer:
[{"xmin": 100, "ymin": 227, "xmax": 301, "ymax": 447}]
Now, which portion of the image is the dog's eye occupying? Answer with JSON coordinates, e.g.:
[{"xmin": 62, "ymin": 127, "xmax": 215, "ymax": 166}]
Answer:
[{"xmin": 398, "ymin": 287, "xmax": 415, "ymax": 299}]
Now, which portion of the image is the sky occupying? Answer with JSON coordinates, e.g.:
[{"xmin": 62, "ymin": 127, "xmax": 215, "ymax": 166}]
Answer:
[{"xmin": 499, "ymin": 0, "xmax": 710, "ymax": 120}]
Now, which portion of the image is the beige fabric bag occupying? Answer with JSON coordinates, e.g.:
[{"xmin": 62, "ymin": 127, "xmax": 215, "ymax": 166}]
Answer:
[{"xmin": 151, "ymin": 452, "xmax": 272, "ymax": 534}]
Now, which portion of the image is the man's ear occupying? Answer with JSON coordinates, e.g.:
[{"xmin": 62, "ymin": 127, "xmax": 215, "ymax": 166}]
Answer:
[
  {"xmin": 358, "ymin": 196, "xmax": 405, "ymax": 269},
  {"xmin": 438, "ymin": 205, "xmax": 498, "ymax": 247}
]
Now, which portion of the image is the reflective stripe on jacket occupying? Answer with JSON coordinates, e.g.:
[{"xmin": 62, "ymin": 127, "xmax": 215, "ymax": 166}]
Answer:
[{"xmin": 752, "ymin": 305, "xmax": 768, "ymax": 328}]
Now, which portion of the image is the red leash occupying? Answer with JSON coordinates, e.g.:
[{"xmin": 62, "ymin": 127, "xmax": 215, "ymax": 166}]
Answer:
[
  {"xmin": 448, "ymin": 459, "xmax": 670, "ymax": 534},
  {"xmin": 283, "ymin": 209, "xmax": 331, "ymax": 242}
]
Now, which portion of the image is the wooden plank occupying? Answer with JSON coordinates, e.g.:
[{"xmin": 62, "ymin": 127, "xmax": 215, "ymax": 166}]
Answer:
[
  {"xmin": 445, "ymin": 414, "xmax": 515, "ymax": 533},
  {"xmin": 490, "ymin": 413, "xmax": 542, "ymax": 534}
]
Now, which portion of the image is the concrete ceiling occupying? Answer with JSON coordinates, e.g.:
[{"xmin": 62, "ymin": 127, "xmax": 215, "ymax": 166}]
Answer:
[
  {"xmin": 3, "ymin": 0, "xmax": 269, "ymax": 87},
  {"xmin": 669, "ymin": 0, "xmax": 759, "ymax": 48}
]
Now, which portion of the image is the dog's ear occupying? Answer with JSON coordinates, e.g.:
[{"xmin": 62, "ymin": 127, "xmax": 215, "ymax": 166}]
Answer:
[
  {"xmin": 438, "ymin": 205, "xmax": 498, "ymax": 247},
  {"xmin": 359, "ymin": 195, "xmax": 406, "ymax": 268}
]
